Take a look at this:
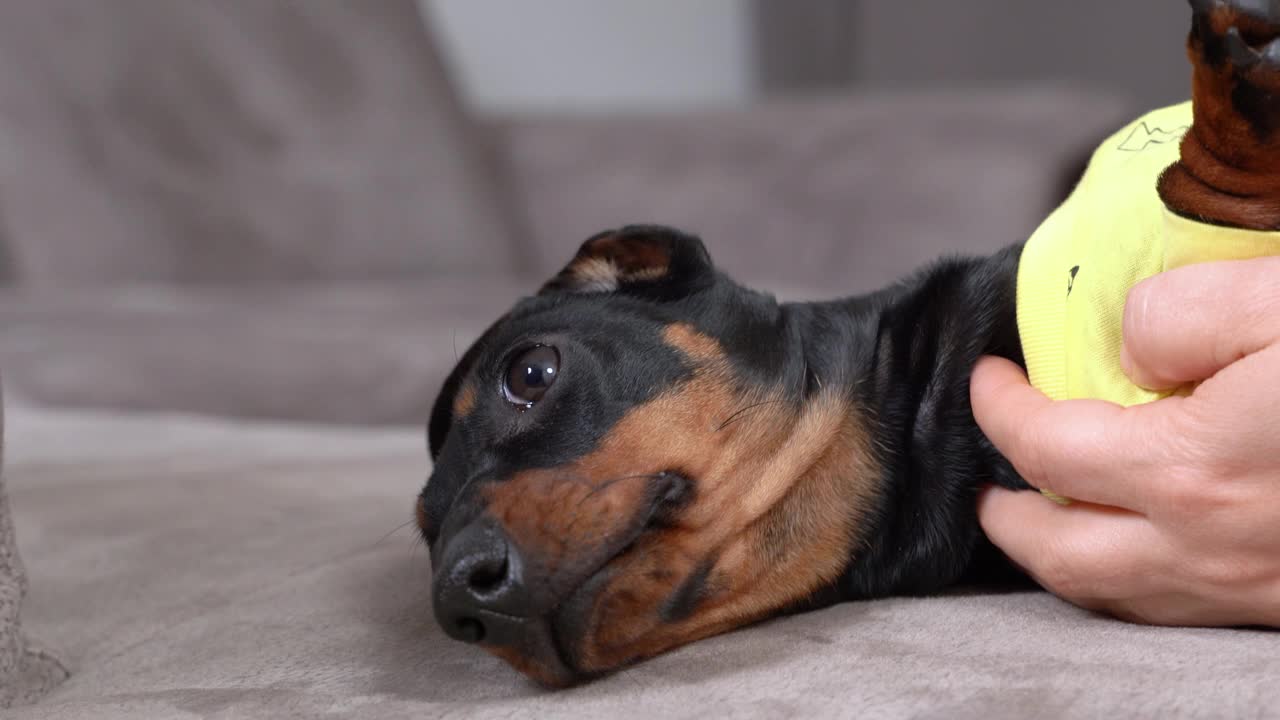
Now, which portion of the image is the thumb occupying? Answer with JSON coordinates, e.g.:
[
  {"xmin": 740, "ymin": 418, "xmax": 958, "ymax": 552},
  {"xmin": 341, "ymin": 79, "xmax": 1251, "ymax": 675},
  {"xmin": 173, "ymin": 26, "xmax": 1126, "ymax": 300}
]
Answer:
[{"xmin": 1121, "ymin": 258, "xmax": 1280, "ymax": 390}]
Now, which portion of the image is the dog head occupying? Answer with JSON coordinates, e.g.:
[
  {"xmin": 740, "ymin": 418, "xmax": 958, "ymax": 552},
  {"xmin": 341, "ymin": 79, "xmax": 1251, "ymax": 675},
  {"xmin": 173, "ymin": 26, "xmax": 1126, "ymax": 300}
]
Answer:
[{"xmin": 419, "ymin": 226, "xmax": 881, "ymax": 686}]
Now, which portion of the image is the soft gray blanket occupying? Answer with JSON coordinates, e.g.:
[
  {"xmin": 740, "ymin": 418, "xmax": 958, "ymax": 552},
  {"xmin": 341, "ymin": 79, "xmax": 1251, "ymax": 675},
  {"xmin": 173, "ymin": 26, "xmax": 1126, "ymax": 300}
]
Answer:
[
  {"xmin": 6, "ymin": 405, "xmax": 1276, "ymax": 719},
  {"xmin": 0, "ymin": 384, "xmax": 66, "ymax": 707}
]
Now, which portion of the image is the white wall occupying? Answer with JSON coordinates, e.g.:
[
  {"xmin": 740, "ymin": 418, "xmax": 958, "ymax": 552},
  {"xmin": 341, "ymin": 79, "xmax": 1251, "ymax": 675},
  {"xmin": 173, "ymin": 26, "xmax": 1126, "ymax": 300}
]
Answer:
[
  {"xmin": 424, "ymin": 1, "xmax": 1193, "ymax": 116},
  {"xmin": 422, "ymin": 0, "xmax": 753, "ymax": 114},
  {"xmin": 854, "ymin": 1, "xmax": 1189, "ymax": 110}
]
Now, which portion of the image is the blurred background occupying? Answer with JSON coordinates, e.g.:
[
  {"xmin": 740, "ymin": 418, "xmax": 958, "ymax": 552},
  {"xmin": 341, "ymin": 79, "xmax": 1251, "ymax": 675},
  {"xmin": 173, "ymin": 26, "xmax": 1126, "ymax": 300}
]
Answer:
[
  {"xmin": 428, "ymin": 0, "xmax": 1187, "ymax": 113},
  {"xmin": 0, "ymin": 0, "xmax": 1183, "ymax": 428}
]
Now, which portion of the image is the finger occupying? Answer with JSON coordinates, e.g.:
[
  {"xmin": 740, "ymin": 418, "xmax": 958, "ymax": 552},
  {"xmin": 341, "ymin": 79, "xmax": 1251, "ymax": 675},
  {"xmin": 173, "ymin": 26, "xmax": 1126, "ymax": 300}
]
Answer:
[
  {"xmin": 971, "ymin": 356, "xmax": 1171, "ymax": 511},
  {"xmin": 977, "ymin": 486, "xmax": 1167, "ymax": 603},
  {"xmin": 1121, "ymin": 257, "xmax": 1280, "ymax": 390},
  {"xmin": 1175, "ymin": 342, "xmax": 1280, "ymax": 464}
]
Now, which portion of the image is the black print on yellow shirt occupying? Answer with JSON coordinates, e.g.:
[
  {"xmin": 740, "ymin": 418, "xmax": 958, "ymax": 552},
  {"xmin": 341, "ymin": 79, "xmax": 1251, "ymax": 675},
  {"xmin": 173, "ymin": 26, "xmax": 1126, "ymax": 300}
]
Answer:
[
  {"xmin": 1116, "ymin": 122, "xmax": 1189, "ymax": 152},
  {"xmin": 1066, "ymin": 265, "xmax": 1080, "ymax": 298}
]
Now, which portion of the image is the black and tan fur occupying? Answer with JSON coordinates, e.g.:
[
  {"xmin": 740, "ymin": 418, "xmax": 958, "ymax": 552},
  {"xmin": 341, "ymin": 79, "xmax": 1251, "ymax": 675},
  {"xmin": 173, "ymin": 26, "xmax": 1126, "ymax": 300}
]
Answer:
[{"xmin": 420, "ymin": 1, "xmax": 1280, "ymax": 686}]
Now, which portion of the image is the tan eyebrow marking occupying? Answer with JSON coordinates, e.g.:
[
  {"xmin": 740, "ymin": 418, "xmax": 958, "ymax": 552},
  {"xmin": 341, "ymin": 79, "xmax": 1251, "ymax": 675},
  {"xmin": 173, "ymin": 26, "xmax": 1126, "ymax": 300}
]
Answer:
[{"xmin": 452, "ymin": 381, "xmax": 477, "ymax": 418}]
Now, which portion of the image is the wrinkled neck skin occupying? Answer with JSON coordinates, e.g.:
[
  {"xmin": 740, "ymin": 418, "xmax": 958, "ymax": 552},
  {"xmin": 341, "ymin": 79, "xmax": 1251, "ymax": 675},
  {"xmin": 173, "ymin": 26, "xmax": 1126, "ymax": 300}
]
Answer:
[
  {"xmin": 771, "ymin": 243, "xmax": 1028, "ymax": 608},
  {"xmin": 1160, "ymin": 114, "xmax": 1280, "ymax": 230},
  {"xmin": 1158, "ymin": 10, "xmax": 1280, "ymax": 230}
]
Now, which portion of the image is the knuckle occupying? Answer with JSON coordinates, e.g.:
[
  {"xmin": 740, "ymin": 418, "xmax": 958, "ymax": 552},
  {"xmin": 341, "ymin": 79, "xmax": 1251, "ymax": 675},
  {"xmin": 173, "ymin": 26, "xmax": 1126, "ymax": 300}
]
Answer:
[
  {"xmin": 1243, "ymin": 263, "xmax": 1280, "ymax": 319},
  {"xmin": 1038, "ymin": 532, "xmax": 1143, "ymax": 603},
  {"xmin": 1154, "ymin": 462, "xmax": 1239, "ymax": 523},
  {"xmin": 1033, "ymin": 538, "xmax": 1095, "ymax": 600},
  {"xmin": 1158, "ymin": 471, "xmax": 1213, "ymax": 520},
  {"xmin": 1190, "ymin": 556, "xmax": 1255, "ymax": 589},
  {"xmin": 1230, "ymin": 263, "xmax": 1280, "ymax": 348},
  {"xmin": 1165, "ymin": 406, "xmax": 1231, "ymax": 475},
  {"xmin": 1078, "ymin": 549, "xmax": 1134, "ymax": 601}
]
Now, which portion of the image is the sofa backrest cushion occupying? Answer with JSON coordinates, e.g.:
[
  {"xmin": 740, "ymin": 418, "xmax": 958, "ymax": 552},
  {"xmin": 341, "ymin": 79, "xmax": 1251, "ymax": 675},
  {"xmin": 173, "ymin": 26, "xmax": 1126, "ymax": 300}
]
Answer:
[
  {"xmin": 0, "ymin": 0, "xmax": 520, "ymax": 286},
  {"xmin": 495, "ymin": 90, "xmax": 1132, "ymax": 297}
]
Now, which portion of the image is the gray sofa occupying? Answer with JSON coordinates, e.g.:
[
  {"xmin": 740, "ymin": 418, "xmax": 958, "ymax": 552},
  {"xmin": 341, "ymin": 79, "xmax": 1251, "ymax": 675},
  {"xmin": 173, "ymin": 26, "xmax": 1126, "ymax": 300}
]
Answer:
[{"xmin": 3, "ymin": 2, "xmax": 1276, "ymax": 718}]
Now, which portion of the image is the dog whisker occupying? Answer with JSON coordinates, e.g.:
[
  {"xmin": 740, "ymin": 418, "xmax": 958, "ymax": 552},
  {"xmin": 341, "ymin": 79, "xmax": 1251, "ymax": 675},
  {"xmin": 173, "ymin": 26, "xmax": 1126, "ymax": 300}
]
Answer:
[
  {"xmin": 558, "ymin": 473, "xmax": 669, "ymax": 537},
  {"xmin": 373, "ymin": 518, "xmax": 419, "ymax": 549},
  {"xmin": 577, "ymin": 473, "xmax": 668, "ymax": 507},
  {"xmin": 716, "ymin": 399, "xmax": 789, "ymax": 432}
]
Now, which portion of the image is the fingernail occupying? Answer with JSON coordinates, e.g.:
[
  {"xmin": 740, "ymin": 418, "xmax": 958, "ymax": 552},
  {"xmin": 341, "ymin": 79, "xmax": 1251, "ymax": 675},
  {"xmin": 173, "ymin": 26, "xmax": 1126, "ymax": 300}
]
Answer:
[{"xmin": 1120, "ymin": 343, "xmax": 1134, "ymax": 378}]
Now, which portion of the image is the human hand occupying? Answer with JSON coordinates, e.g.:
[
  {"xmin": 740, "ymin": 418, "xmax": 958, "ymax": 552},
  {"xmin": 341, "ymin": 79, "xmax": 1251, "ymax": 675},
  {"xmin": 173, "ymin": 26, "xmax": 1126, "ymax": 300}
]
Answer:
[{"xmin": 971, "ymin": 257, "xmax": 1280, "ymax": 627}]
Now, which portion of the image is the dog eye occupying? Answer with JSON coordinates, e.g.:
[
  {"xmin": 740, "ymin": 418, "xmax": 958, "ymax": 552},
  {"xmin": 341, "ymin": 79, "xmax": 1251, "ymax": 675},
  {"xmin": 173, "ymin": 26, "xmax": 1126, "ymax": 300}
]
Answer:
[{"xmin": 503, "ymin": 345, "xmax": 560, "ymax": 406}]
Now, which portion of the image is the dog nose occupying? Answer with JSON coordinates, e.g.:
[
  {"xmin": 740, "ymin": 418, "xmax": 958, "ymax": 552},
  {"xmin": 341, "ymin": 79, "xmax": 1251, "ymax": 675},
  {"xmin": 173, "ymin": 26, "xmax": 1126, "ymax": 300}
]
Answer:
[{"xmin": 432, "ymin": 520, "xmax": 530, "ymax": 645}]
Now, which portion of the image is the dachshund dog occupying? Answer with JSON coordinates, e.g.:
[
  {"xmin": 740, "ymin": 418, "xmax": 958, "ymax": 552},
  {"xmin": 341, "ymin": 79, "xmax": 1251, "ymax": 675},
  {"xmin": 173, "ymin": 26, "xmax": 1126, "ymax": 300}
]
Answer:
[{"xmin": 419, "ymin": 0, "xmax": 1280, "ymax": 686}]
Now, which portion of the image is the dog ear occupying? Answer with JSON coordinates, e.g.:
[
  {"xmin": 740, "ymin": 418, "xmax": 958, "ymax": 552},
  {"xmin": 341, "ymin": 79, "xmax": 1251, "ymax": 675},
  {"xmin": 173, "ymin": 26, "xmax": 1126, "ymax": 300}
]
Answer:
[{"xmin": 540, "ymin": 225, "xmax": 716, "ymax": 301}]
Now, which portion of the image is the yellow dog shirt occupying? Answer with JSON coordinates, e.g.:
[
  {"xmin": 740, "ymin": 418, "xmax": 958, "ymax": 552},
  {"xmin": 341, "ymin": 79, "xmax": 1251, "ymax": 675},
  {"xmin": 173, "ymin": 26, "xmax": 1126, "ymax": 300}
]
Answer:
[{"xmin": 1016, "ymin": 102, "xmax": 1280, "ymax": 501}]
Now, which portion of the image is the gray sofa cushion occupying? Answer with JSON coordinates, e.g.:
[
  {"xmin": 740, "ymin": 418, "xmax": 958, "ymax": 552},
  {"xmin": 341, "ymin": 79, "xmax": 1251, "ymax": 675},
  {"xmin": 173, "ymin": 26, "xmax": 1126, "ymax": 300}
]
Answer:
[
  {"xmin": 0, "ymin": 280, "xmax": 525, "ymax": 425},
  {"xmin": 0, "ymin": 90, "xmax": 1134, "ymax": 425},
  {"xmin": 0, "ymin": 384, "xmax": 67, "ymax": 708},
  {"xmin": 496, "ymin": 89, "xmax": 1134, "ymax": 295},
  {"xmin": 0, "ymin": 0, "xmax": 520, "ymax": 286},
  {"xmin": 8, "ymin": 405, "xmax": 1278, "ymax": 718}
]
